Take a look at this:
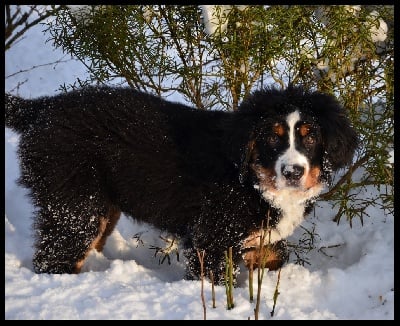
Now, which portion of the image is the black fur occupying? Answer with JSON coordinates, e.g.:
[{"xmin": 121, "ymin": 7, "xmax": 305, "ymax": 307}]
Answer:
[{"xmin": 5, "ymin": 85, "xmax": 358, "ymax": 284}]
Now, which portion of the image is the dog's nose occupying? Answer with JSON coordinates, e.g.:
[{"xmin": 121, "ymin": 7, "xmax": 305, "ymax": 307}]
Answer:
[{"xmin": 281, "ymin": 164, "xmax": 304, "ymax": 181}]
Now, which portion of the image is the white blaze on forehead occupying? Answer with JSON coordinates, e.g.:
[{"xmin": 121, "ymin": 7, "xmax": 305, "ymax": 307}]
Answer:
[
  {"xmin": 285, "ymin": 110, "xmax": 308, "ymax": 166},
  {"xmin": 274, "ymin": 110, "xmax": 309, "ymax": 189},
  {"xmin": 287, "ymin": 110, "xmax": 300, "ymax": 150}
]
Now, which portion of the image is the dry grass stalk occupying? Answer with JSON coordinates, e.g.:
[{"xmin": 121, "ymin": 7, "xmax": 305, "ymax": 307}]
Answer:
[
  {"xmin": 270, "ymin": 267, "xmax": 282, "ymax": 317},
  {"xmin": 224, "ymin": 249, "xmax": 234, "ymax": 309},
  {"xmin": 253, "ymin": 220, "xmax": 267, "ymax": 320},
  {"xmin": 197, "ymin": 249, "xmax": 207, "ymax": 320},
  {"xmin": 248, "ymin": 255, "xmax": 254, "ymax": 302},
  {"xmin": 254, "ymin": 209, "xmax": 273, "ymax": 320},
  {"xmin": 209, "ymin": 271, "xmax": 216, "ymax": 308}
]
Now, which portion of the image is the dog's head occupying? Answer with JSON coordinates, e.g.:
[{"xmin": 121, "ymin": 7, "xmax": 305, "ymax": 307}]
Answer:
[{"xmin": 235, "ymin": 86, "xmax": 358, "ymax": 206}]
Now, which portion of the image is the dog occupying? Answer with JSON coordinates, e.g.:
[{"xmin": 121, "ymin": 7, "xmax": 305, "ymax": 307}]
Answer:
[{"xmin": 5, "ymin": 85, "xmax": 358, "ymax": 284}]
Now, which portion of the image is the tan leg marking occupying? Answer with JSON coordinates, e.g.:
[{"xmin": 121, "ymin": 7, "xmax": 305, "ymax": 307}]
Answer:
[
  {"xmin": 74, "ymin": 206, "xmax": 121, "ymax": 273},
  {"xmin": 242, "ymin": 230, "xmax": 284, "ymax": 272}
]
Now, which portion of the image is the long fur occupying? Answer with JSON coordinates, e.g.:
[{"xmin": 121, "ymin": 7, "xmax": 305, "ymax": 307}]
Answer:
[{"xmin": 5, "ymin": 85, "xmax": 358, "ymax": 284}]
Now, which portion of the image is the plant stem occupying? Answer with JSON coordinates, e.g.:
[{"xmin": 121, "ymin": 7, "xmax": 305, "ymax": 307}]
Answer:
[
  {"xmin": 249, "ymin": 256, "xmax": 254, "ymax": 302},
  {"xmin": 197, "ymin": 249, "xmax": 206, "ymax": 320},
  {"xmin": 228, "ymin": 246, "xmax": 234, "ymax": 308},
  {"xmin": 210, "ymin": 271, "xmax": 216, "ymax": 308},
  {"xmin": 270, "ymin": 267, "xmax": 282, "ymax": 317}
]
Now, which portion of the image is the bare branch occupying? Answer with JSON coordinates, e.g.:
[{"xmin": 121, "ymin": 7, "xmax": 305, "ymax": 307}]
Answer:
[{"xmin": 5, "ymin": 5, "xmax": 63, "ymax": 51}]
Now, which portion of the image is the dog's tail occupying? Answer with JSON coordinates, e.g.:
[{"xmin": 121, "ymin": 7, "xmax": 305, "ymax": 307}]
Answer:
[{"xmin": 5, "ymin": 93, "xmax": 41, "ymax": 134}]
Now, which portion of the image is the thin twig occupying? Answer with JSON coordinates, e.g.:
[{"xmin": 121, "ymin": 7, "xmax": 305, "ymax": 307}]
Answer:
[
  {"xmin": 209, "ymin": 271, "xmax": 216, "ymax": 308},
  {"xmin": 228, "ymin": 247, "xmax": 234, "ymax": 307},
  {"xmin": 319, "ymin": 155, "xmax": 369, "ymax": 201},
  {"xmin": 270, "ymin": 267, "xmax": 282, "ymax": 317},
  {"xmin": 248, "ymin": 255, "xmax": 254, "ymax": 302},
  {"xmin": 197, "ymin": 249, "xmax": 206, "ymax": 320},
  {"xmin": 254, "ymin": 209, "xmax": 272, "ymax": 320},
  {"xmin": 6, "ymin": 58, "xmax": 76, "ymax": 79},
  {"xmin": 318, "ymin": 243, "xmax": 343, "ymax": 258},
  {"xmin": 224, "ymin": 249, "xmax": 234, "ymax": 310}
]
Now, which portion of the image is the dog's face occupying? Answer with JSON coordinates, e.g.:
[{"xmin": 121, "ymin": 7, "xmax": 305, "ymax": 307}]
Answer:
[
  {"xmin": 250, "ymin": 109, "xmax": 325, "ymax": 206},
  {"xmin": 237, "ymin": 86, "xmax": 358, "ymax": 209}
]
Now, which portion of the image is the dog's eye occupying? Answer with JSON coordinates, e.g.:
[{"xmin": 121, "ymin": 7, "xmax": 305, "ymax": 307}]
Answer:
[
  {"xmin": 304, "ymin": 134, "xmax": 316, "ymax": 145},
  {"xmin": 267, "ymin": 134, "xmax": 280, "ymax": 145}
]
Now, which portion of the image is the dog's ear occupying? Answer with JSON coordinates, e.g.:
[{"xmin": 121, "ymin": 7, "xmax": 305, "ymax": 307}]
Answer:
[
  {"xmin": 222, "ymin": 115, "xmax": 258, "ymax": 184},
  {"xmin": 311, "ymin": 93, "xmax": 359, "ymax": 171},
  {"xmin": 239, "ymin": 138, "xmax": 256, "ymax": 184}
]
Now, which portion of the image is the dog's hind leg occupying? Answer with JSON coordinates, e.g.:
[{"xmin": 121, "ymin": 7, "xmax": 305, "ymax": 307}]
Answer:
[
  {"xmin": 32, "ymin": 202, "xmax": 121, "ymax": 274},
  {"xmin": 92, "ymin": 206, "xmax": 121, "ymax": 253},
  {"xmin": 75, "ymin": 205, "xmax": 121, "ymax": 273}
]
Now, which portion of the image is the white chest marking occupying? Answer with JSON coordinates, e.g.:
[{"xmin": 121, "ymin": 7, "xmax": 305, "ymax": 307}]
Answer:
[{"xmin": 261, "ymin": 110, "xmax": 323, "ymax": 243}]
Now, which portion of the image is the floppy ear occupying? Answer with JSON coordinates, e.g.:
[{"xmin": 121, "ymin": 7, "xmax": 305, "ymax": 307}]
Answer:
[
  {"xmin": 312, "ymin": 94, "xmax": 359, "ymax": 171},
  {"xmin": 222, "ymin": 115, "xmax": 258, "ymax": 184},
  {"xmin": 239, "ymin": 138, "xmax": 256, "ymax": 184}
]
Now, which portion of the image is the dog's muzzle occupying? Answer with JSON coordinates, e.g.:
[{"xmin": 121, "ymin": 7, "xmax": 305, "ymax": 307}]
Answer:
[{"xmin": 281, "ymin": 164, "xmax": 304, "ymax": 186}]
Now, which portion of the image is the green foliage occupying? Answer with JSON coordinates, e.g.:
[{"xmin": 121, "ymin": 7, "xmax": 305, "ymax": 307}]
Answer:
[{"xmin": 43, "ymin": 5, "xmax": 393, "ymax": 226}]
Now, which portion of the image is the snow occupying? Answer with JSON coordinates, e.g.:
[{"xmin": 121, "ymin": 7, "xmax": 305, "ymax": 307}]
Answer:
[
  {"xmin": 5, "ymin": 8, "xmax": 394, "ymax": 320},
  {"xmin": 201, "ymin": 5, "xmax": 232, "ymax": 36},
  {"xmin": 367, "ymin": 10, "xmax": 388, "ymax": 43}
]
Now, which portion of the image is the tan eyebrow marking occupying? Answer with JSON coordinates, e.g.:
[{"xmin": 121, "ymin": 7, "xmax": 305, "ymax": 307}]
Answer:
[
  {"xmin": 273, "ymin": 123, "xmax": 285, "ymax": 137},
  {"xmin": 298, "ymin": 124, "xmax": 312, "ymax": 137}
]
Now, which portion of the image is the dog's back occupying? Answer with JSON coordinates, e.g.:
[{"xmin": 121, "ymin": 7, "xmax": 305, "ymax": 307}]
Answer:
[{"xmin": 5, "ymin": 87, "xmax": 243, "ymax": 276}]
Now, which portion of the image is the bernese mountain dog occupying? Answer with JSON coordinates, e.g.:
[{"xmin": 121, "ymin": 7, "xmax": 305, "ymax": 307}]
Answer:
[{"xmin": 5, "ymin": 85, "xmax": 358, "ymax": 285}]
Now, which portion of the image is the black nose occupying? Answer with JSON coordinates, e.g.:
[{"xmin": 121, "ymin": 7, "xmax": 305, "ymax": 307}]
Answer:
[{"xmin": 281, "ymin": 164, "xmax": 304, "ymax": 181}]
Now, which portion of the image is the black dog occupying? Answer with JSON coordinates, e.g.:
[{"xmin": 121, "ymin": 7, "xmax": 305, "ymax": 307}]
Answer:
[{"xmin": 5, "ymin": 85, "xmax": 358, "ymax": 284}]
